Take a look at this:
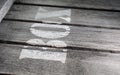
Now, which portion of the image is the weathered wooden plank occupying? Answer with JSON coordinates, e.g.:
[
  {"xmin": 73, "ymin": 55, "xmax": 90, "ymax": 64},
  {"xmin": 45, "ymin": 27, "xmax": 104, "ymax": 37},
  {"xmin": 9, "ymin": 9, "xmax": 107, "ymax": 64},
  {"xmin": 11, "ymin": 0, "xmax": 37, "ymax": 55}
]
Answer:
[
  {"xmin": 0, "ymin": 20, "xmax": 120, "ymax": 51},
  {"xmin": 0, "ymin": 44, "xmax": 120, "ymax": 75},
  {"xmin": 0, "ymin": 0, "xmax": 14, "ymax": 22},
  {"xmin": 5, "ymin": 5, "xmax": 120, "ymax": 28},
  {"xmin": 0, "ymin": 73, "xmax": 14, "ymax": 75},
  {"xmin": 16, "ymin": 0, "xmax": 120, "ymax": 11}
]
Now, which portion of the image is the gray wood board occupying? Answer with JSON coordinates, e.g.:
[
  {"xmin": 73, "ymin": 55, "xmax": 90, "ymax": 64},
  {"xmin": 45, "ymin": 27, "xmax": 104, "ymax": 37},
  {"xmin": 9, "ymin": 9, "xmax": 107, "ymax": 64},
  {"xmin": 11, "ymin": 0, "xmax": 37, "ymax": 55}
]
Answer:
[
  {"xmin": 5, "ymin": 4, "xmax": 120, "ymax": 28},
  {"xmin": 16, "ymin": 0, "xmax": 120, "ymax": 11},
  {"xmin": 0, "ymin": 0, "xmax": 14, "ymax": 22},
  {"xmin": 0, "ymin": 0, "xmax": 7, "ymax": 9},
  {"xmin": 0, "ymin": 44, "xmax": 120, "ymax": 75},
  {"xmin": 1, "ymin": 20, "xmax": 120, "ymax": 51}
]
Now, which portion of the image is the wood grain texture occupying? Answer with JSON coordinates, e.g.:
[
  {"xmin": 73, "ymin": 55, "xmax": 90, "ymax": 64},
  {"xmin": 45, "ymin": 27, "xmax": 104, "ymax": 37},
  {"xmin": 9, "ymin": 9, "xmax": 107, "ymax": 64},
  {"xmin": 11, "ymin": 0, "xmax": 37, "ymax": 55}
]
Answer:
[
  {"xmin": 0, "ymin": 44, "xmax": 120, "ymax": 75},
  {"xmin": 1, "ymin": 0, "xmax": 120, "ymax": 75},
  {"xmin": 1, "ymin": 20, "xmax": 120, "ymax": 51},
  {"xmin": 0, "ymin": 0, "xmax": 14, "ymax": 22},
  {"xmin": 16, "ymin": 0, "xmax": 120, "ymax": 11},
  {"xmin": 5, "ymin": 4, "xmax": 120, "ymax": 28}
]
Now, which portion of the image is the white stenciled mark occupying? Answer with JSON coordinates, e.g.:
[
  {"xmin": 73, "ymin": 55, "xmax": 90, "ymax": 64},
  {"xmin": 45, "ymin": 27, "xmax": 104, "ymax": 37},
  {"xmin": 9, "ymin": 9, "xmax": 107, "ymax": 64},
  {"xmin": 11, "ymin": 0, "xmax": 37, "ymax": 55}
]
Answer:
[
  {"xmin": 20, "ymin": 8, "xmax": 71, "ymax": 63},
  {"xmin": 47, "ymin": 40, "xmax": 67, "ymax": 47},
  {"xmin": 19, "ymin": 49, "xmax": 67, "ymax": 63},
  {"xmin": 30, "ymin": 23, "xmax": 70, "ymax": 39},
  {"xmin": 62, "ymin": 49, "xmax": 68, "ymax": 52},
  {"xmin": 42, "ymin": 47, "xmax": 48, "ymax": 50},
  {"xmin": 35, "ymin": 9, "xmax": 71, "ymax": 20},
  {"xmin": 59, "ymin": 17, "xmax": 71, "ymax": 22},
  {"xmin": 26, "ymin": 39, "xmax": 45, "ymax": 45},
  {"xmin": 42, "ymin": 20, "xmax": 62, "ymax": 24},
  {"xmin": 23, "ymin": 46, "xmax": 29, "ymax": 48},
  {"xmin": 26, "ymin": 39, "xmax": 67, "ymax": 47}
]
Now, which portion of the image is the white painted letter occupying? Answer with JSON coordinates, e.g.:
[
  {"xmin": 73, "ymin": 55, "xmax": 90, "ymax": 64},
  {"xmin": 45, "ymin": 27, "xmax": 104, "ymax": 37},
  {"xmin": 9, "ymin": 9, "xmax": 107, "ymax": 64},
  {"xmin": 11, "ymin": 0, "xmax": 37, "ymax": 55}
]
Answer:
[{"xmin": 30, "ymin": 23, "xmax": 70, "ymax": 39}]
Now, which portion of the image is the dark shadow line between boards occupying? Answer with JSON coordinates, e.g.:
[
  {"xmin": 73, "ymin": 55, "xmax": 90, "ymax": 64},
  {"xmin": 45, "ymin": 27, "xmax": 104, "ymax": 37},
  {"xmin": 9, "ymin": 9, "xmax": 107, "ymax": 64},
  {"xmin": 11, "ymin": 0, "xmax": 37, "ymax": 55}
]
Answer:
[
  {"xmin": 3, "ymin": 18, "xmax": 120, "ymax": 30},
  {"xmin": 0, "ymin": 40, "xmax": 119, "ymax": 54}
]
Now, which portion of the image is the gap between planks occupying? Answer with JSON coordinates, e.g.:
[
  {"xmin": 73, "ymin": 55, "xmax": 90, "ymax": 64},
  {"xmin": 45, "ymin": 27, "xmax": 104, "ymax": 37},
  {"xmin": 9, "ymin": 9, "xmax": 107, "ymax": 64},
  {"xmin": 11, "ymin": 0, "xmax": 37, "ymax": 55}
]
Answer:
[
  {"xmin": 0, "ymin": 40, "xmax": 119, "ymax": 54},
  {"xmin": 3, "ymin": 18, "xmax": 120, "ymax": 31}
]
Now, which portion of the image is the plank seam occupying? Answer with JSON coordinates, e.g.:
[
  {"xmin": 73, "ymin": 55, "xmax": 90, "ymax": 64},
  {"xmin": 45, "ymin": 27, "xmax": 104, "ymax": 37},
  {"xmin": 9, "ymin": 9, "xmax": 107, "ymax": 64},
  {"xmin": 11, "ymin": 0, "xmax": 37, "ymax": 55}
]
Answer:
[
  {"xmin": 0, "ymin": 40, "xmax": 119, "ymax": 54},
  {"xmin": 3, "ymin": 18, "xmax": 120, "ymax": 30}
]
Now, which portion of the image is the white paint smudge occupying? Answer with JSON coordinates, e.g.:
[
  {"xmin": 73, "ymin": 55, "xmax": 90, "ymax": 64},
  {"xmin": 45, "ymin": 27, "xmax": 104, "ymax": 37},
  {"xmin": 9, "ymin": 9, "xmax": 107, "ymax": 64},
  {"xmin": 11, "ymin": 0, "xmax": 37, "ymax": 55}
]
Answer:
[
  {"xmin": 35, "ymin": 9, "xmax": 71, "ymax": 20},
  {"xmin": 23, "ymin": 46, "xmax": 29, "ymax": 48},
  {"xmin": 42, "ymin": 47, "xmax": 48, "ymax": 50},
  {"xmin": 30, "ymin": 23, "xmax": 70, "ymax": 39},
  {"xmin": 47, "ymin": 40, "xmax": 67, "ymax": 47},
  {"xmin": 59, "ymin": 17, "xmax": 71, "ymax": 22},
  {"xmin": 42, "ymin": 20, "xmax": 62, "ymax": 24},
  {"xmin": 26, "ymin": 39, "xmax": 67, "ymax": 47},
  {"xmin": 62, "ymin": 49, "xmax": 68, "ymax": 52},
  {"xmin": 19, "ymin": 49, "xmax": 67, "ymax": 63},
  {"xmin": 26, "ymin": 39, "xmax": 45, "ymax": 45}
]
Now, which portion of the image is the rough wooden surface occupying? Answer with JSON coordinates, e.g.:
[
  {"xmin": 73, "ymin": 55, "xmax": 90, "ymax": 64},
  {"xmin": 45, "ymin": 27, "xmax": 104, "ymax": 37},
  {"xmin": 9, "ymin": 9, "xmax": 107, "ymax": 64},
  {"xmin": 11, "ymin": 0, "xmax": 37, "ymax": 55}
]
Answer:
[
  {"xmin": 16, "ymin": 0, "xmax": 120, "ymax": 11},
  {"xmin": 5, "ymin": 4, "xmax": 120, "ymax": 28},
  {"xmin": 1, "ymin": 20, "xmax": 120, "ymax": 51},
  {"xmin": 0, "ymin": 0, "xmax": 14, "ymax": 22},
  {"xmin": 1, "ymin": 0, "xmax": 120, "ymax": 75},
  {"xmin": 0, "ymin": 44, "xmax": 120, "ymax": 75}
]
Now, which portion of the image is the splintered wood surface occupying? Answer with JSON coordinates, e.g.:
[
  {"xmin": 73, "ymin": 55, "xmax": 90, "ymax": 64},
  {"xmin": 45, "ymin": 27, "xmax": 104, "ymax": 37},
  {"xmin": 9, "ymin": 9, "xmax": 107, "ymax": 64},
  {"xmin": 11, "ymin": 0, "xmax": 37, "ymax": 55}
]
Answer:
[
  {"xmin": 0, "ymin": 0, "xmax": 120, "ymax": 75},
  {"xmin": 0, "ymin": 0, "xmax": 14, "ymax": 22},
  {"xmin": 0, "ymin": 44, "xmax": 120, "ymax": 75}
]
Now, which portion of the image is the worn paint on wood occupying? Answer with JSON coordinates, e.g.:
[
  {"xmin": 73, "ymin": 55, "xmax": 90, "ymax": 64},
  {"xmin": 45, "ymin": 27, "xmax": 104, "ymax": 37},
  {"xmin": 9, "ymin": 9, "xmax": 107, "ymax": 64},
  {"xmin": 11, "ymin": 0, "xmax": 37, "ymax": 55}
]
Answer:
[
  {"xmin": 1, "ymin": 21, "xmax": 120, "ymax": 51},
  {"xmin": 5, "ymin": 5, "xmax": 120, "ymax": 28},
  {"xmin": 1, "ymin": 0, "xmax": 120, "ymax": 75},
  {"xmin": 20, "ymin": 49, "xmax": 67, "ymax": 63},
  {"xmin": 16, "ymin": 0, "xmax": 120, "ymax": 11},
  {"xmin": 0, "ymin": 44, "xmax": 120, "ymax": 75},
  {"xmin": 0, "ymin": 0, "xmax": 14, "ymax": 22}
]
